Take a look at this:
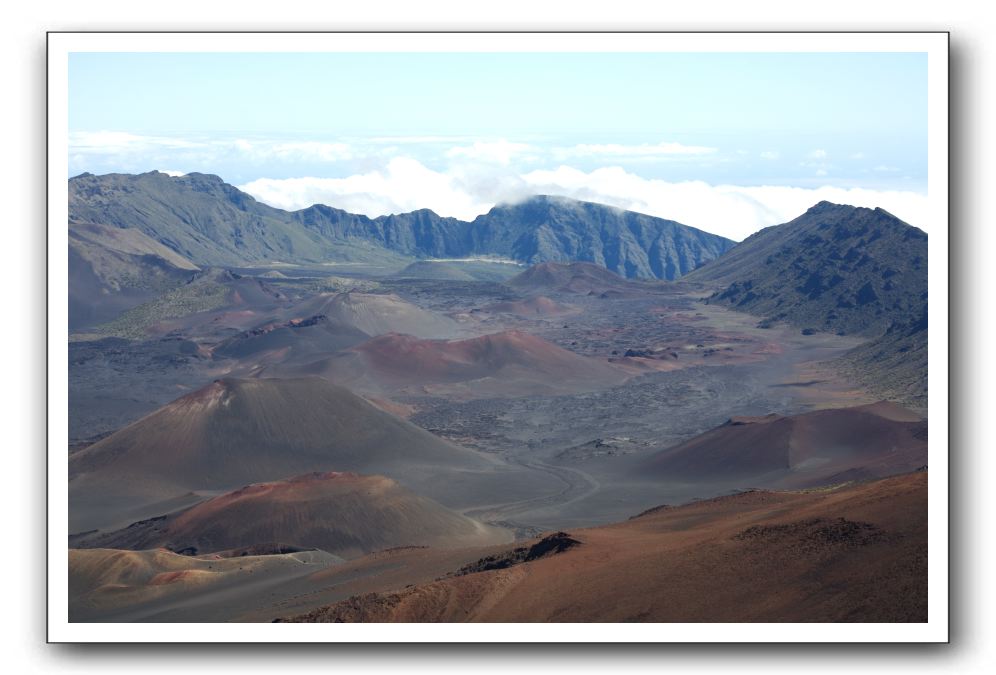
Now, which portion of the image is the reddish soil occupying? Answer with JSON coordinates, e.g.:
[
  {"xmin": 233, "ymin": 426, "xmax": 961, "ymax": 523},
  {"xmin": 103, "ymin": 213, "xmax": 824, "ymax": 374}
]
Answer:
[
  {"xmin": 307, "ymin": 331, "xmax": 629, "ymax": 397},
  {"xmin": 640, "ymin": 401, "xmax": 927, "ymax": 487},
  {"xmin": 68, "ymin": 377, "xmax": 492, "ymax": 533},
  {"xmin": 281, "ymin": 472, "xmax": 927, "ymax": 623},
  {"xmin": 82, "ymin": 471, "xmax": 507, "ymax": 558},
  {"xmin": 355, "ymin": 331, "xmax": 621, "ymax": 382},
  {"xmin": 483, "ymin": 296, "xmax": 576, "ymax": 317}
]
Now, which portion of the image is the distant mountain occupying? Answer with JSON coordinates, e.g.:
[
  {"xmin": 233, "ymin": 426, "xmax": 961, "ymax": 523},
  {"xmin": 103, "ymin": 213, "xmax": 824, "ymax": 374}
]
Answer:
[
  {"xmin": 68, "ymin": 172, "xmax": 734, "ymax": 280},
  {"xmin": 466, "ymin": 196, "xmax": 734, "ymax": 279},
  {"xmin": 69, "ymin": 171, "xmax": 400, "ymax": 268},
  {"xmin": 687, "ymin": 202, "xmax": 927, "ymax": 337},
  {"xmin": 686, "ymin": 201, "xmax": 928, "ymax": 406}
]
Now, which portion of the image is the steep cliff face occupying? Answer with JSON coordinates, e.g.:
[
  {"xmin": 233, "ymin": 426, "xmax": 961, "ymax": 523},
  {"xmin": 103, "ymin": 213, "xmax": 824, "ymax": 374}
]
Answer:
[
  {"xmin": 68, "ymin": 172, "xmax": 735, "ymax": 280},
  {"xmin": 465, "ymin": 195, "xmax": 735, "ymax": 280}
]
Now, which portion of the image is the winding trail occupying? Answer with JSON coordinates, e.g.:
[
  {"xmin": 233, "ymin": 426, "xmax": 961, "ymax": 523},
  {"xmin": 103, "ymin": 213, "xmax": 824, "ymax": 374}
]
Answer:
[{"xmin": 463, "ymin": 455, "xmax": 601, "ymax": 538}]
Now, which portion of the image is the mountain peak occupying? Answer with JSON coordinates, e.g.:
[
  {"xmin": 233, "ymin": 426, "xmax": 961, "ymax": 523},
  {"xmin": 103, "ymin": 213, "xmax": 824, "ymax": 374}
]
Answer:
[
  {"xmin": 688, "ymin": 200, "xmax": 927, "ymax": 342},
  {"xmin": 523, "ymin": 194, "xmax": 574, "ymax": 205},
  {"xmin": 498, "ymin": 194, "xmax": 615, "ymax": 212},
  {"xmin": 176, "ymin": 171, "xmax": 226, "ymax": 184},
  {"xmin": 800, "ymin": 201, "xmax": 925, "ymax": 237},
  {"xmin": 806, "ymin": 200, "xmax": 859, "ymax": 215}
]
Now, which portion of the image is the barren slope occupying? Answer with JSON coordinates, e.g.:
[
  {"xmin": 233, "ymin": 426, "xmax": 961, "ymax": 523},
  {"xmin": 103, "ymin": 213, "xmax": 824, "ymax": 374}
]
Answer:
[
  {"xmin": 289, "ymin": 291, "xmax": 460, "ymax": 338},
  {"xmin": 639, "ymin": 401, "xmax": 926, "ymax": 487},
  {"xmin": 482, "ymin": 296, "xmax": 576, "ymax": 317},
  {"xmin": 297, "ymin": 330, "xmax": 628, "ymax": 397},
  {"xmin": 507, "ymin": 261, "xmax": 638, "ymax": 295},
  {"xmin": 68, "ymin": 547, "xmax": 341, "ymax": 622},
  {"xmin": 69, "ymin": 377, "xmax": 493, "ymax": 532},
  {"xmin": 282, "ymin": 472, "xmax": 927, "ymax": 623},
  {"xmin": 211, "ymin": 314, "xmax": 369, "ymax": 362},
  {"xmin": 76, "ymin": 472, "xmax": 509, "ymax": 558}
]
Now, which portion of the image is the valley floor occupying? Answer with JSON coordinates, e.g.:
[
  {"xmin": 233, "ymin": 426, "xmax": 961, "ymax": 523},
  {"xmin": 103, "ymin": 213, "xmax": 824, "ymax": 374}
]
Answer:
[{"xmin": 67, "ymin": 265, "xmax": 924, "ymax": 623}]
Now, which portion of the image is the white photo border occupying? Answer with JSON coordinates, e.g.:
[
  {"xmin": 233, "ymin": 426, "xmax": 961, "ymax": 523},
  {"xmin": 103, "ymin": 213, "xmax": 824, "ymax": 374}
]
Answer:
[{"xmin": 47, "ymin": 31, "xmax": 949, "ymax": 643}]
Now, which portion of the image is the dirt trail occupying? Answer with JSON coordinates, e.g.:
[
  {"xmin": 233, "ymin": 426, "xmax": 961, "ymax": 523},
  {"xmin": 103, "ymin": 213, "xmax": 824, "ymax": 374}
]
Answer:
[{"xmin": 462, "ymin": 456, "xmax": 600, "ymax": 537}]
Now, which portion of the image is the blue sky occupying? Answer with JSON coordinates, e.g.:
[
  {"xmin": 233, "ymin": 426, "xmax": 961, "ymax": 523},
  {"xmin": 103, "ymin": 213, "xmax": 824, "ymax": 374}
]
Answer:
[{"xmin": 68, "ymin": 52, "xmax": 928, "ymax": 239}]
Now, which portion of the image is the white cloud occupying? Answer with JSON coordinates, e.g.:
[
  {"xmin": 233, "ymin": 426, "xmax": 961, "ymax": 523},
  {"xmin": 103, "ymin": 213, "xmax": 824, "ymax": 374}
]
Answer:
[
  {"xmin": 445, "ymin": 140, "xmax": 534, "ymax": 166},
  {"xmin": 366, "ymin": 135, "xmax": 480, "ymax": 145},
  {"xmin": 239, "ymin": 157, "xmax": 492, "ymax": 220},
  {"xmin": 850, "ymin": 152, "xmax": 866, "ymax": 160},
  {"xmin": 159, "ymin": 169, "xmax": 186, "ymax": 177},
  {"xmin": 519, "ymin": 165, "xmax": 927, "ymax": 240},
  {"xmin": 555, "ymin": 141, "xmax": 717, "ymax": 160},
  {"xmin": 70, "ymin": 132, "xmax": 354, "ymax": 165},
  {"xmin": 69, "ymin": 131, "xmax": 203, "ymax": 154},
  {"xmin": 239, "ymin": 159, "xmax": 928, "ymax": 242},
  {"xmin": 73, "ymin": 131, "xmax": 925, "ymax": 241},
  {"xmin": 238, "ymin": 140, "xmax": 353, "ymax": 162},
  {"xmin": 800, "ymin": 149, "xmax": 832, "ymax": 176}
]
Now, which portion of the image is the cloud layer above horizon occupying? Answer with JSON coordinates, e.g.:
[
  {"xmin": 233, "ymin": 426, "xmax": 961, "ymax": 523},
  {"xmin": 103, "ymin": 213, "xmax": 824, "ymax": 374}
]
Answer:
[
  {"xmin": 234, "ymin": 157, "xmax": 928, "ymax": 242},
  {"xmin": 69, "ymin": 131, "xmax": 929, "ymax": 241},
  {"xmin": 69, "ymin": 51, "xmax": 929, "ymax": 240}
]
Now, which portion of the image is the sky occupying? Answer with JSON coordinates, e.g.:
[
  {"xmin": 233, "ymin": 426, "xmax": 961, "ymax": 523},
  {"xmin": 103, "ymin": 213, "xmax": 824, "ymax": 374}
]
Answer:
[{"xmin": 68, "ymin": 52, "xmax": 928, "ymax": 240}]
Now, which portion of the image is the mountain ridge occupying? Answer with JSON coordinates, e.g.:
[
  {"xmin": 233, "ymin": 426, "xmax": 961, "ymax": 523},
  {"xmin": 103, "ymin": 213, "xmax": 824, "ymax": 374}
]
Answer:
[
  {"xmin": 69, "ymin": 171, "xmax": 735, "ymax": 281},
  {"xmin": 687, "ymin": 200, "xmax": 927, "ymax": 337},
  {"xmin": 685, "ymin": 200, "xmax": 928, "ymax": 406}
]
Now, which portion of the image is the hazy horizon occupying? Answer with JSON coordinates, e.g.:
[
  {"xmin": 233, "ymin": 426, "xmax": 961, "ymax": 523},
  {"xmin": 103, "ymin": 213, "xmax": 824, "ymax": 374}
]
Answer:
[{"xmin": 69, "ymin": 52, "xmax": 929, "ymax": 240}]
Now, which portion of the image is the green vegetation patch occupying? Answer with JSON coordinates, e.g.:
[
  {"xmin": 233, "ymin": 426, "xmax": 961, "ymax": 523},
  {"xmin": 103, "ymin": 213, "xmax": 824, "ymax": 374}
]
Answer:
[{"xmin": 70, "ymin": 281, "xmax": 230, "ymax": 341}]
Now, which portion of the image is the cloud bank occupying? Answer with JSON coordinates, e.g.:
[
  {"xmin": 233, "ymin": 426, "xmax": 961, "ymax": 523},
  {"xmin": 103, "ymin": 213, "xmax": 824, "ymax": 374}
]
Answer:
[
  {"xmin": 238, "ymin": 159, "xmax": 928, "ymax": 241},
  {"xmin": 70, "ymin": 131, "xmax": 928, "ymax": 241}
]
